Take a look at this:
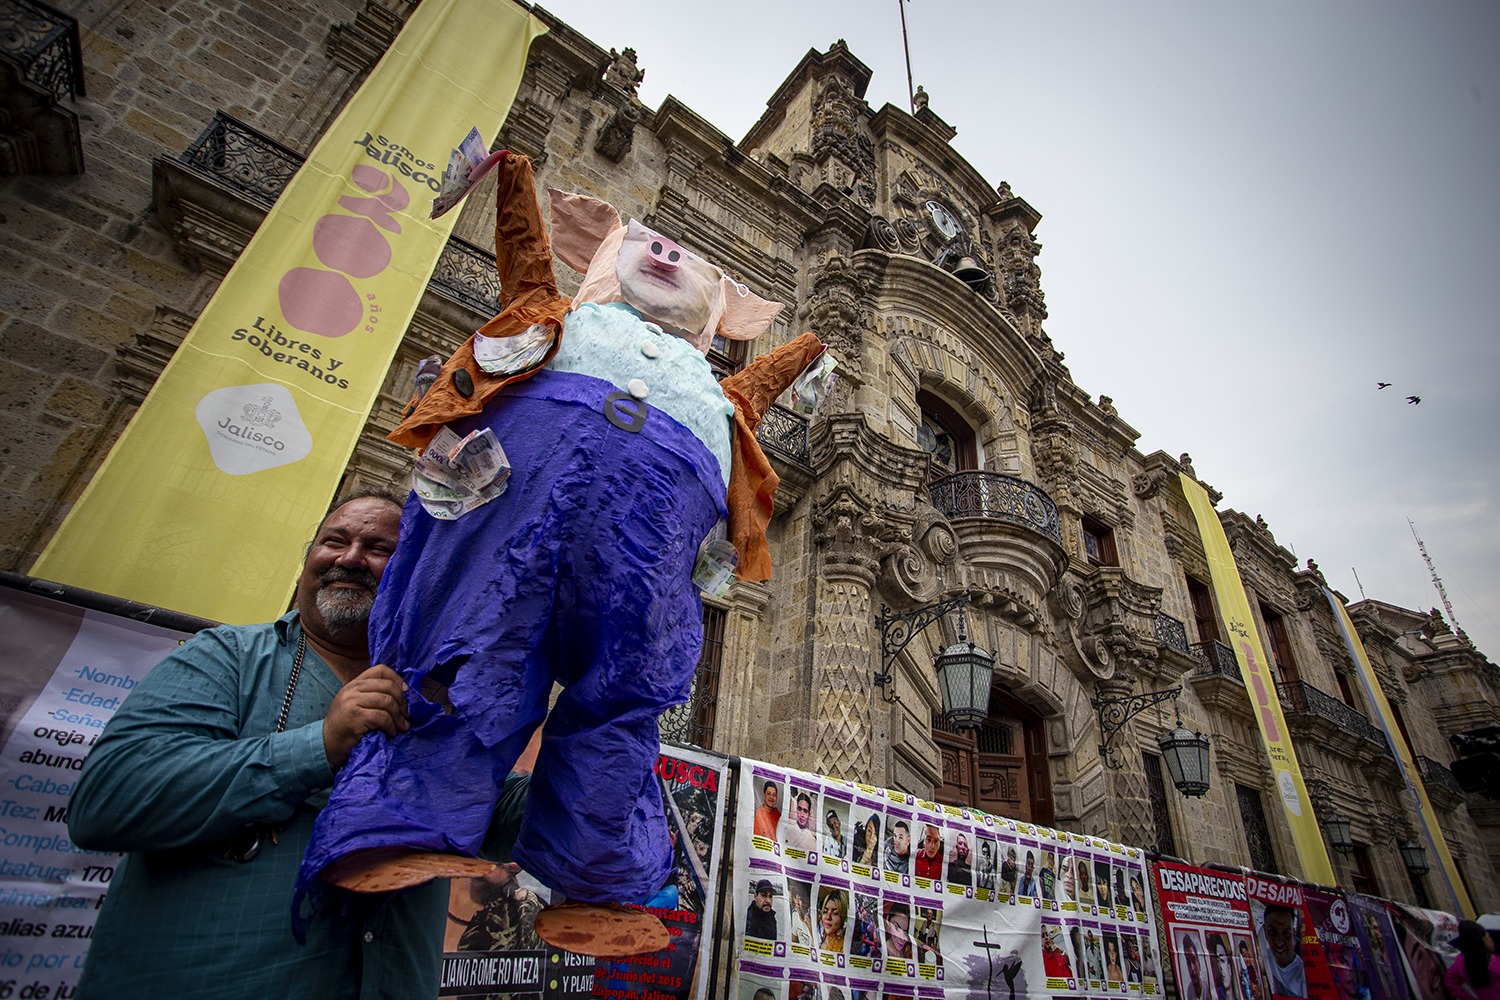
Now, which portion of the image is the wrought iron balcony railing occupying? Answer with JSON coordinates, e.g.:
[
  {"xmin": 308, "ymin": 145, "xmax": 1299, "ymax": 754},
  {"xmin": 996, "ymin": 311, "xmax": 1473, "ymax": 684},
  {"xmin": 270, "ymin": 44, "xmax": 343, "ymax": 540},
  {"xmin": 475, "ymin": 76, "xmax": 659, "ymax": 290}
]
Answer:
[
  {"xmin": 1416, "ymin": 755, "xmax": 1466, "ymax": 797},
  {"xmin": 2, "ymin": 0, "xmax": 86, "ymax": 104},
  {"xmin": 181, "ymin": 111, "xmax": 303, "ymax": 208},
  {"xmin": 757, "ymin": 403, "xmax": 810, "ymax": 467},
  {"xmin": 1192, "ymin": 639, "xmax": 1239, "ymax": 679},
  {"xmin": 1155, "ymin": 612, "xmax": 1191, "ymax": 656},
  {"xmin": 1277, "ymin": 680, "xmax": 1390, "ymax": 754},
  {"xmin": 178, "ymin": 111, "xmax": 501, "ymax": 315},
  {"xmin": 927, "ymin": 470, "xmax": 1062, "ymax": 545}
]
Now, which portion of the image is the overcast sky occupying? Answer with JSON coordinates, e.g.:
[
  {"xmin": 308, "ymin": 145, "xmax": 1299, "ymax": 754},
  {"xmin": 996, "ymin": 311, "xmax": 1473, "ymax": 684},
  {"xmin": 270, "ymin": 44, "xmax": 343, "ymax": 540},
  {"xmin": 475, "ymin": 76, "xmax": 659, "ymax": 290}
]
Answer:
[{"xmin": 535, "ymin": 0, "xmax": 1500, "ymax": 655}]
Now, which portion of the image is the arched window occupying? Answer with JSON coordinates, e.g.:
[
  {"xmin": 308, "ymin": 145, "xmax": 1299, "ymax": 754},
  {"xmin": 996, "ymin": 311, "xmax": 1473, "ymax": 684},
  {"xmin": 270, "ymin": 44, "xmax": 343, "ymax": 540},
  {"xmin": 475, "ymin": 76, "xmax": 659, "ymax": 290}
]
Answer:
[{"xmin": 916, "ymin": 390, "xmax": 976, "ymax": 480}]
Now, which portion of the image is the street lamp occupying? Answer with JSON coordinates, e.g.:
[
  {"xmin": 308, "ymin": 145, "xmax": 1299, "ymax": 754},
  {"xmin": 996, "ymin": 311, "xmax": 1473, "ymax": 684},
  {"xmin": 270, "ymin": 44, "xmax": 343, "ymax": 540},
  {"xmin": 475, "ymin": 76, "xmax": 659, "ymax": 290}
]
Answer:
[
  {"xmin": 1155, "ymin": 717, "xmax": 1212, "ymax": 798},
  {"xmin": 1398, "ymin": 839, "xmax": 1431, "ymax": 876},
  {"xmin": 875, "ymin": 592, "xmax": 995, "ymax": 728},
  {"xmin": 1323, "ymin": 814, "xmax": 1355, "ymax": 856}
]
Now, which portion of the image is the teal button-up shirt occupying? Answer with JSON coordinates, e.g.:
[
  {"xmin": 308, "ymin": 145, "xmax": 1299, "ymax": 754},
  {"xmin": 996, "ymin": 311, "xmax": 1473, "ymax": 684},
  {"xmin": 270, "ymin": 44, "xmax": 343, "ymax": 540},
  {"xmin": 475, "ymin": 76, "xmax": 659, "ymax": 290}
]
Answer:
[{"xmin": 68, "ymin": 613, "xmax": 448, "ymax": 1000}]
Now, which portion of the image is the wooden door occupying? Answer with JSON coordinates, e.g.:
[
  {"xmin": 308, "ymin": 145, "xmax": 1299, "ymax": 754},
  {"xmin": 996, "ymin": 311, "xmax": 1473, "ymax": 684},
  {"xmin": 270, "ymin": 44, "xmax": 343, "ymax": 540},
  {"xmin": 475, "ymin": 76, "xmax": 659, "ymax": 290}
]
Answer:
[
  {"xmin": 934, "ymin": 728, "xmax": 977, "ymax": 808},
  {"xmin": 976, "ymin": 719, "xmax": 1029, "ymax": 821}
]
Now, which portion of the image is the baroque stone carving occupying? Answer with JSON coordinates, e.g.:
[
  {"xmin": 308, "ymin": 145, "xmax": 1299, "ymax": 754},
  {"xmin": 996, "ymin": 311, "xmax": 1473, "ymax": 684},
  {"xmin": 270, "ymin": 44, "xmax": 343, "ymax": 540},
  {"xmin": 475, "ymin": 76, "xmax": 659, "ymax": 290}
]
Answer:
[
  {"xmin": 593, "ymin": 101, "xmax": 640, "ymax": 162},
  {"xmin": 912, "ymin": 85, "xmax": 929, "ymax": 112},
  {"xmin": 806, "ymin": 252, "xmax": 869, "ymax": 382},
  {"xmin": 997, "ymin": 221, "xmax": 1046, "ymax": 319},
  {"xmin": 602, "ymin": 47, "xmax": 645, "ymax": 95},
  {"xmin": 1132, "ymin": 469, "xmax": 1168, "ymax": 500},
  {"xmin": 812, "ymin": 76, "xmax": 875, "ymax": 207}
]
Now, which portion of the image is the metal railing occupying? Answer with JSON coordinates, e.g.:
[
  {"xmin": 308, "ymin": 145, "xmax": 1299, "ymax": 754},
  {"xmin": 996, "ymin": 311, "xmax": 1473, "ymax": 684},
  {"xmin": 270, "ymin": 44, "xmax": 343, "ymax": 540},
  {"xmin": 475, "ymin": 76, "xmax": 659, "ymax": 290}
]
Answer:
[
  {"xmin": 429, "ymin": 236, "xmax": 502, "ymax": 314},
  {"xmin": 926, "ymin": 470, "xmax": 1063, "ymax": 545},
  {"xmin": 1277, "ymin": 680, "xmax": 1390, "ymax": 753},
  {"xmin": 1, "ymin": 0, "xmax": 85, "ymax": 103},
  {"xmin": 1155, "ymin": 612, "xmax": 1191, "ymax": 656},
  {"xmin": 757, "ymin": 403, "xmax": 810, "ymax": 467},
  {"xmin": 1192, "ymin": 639, "xmax": 1239, "ymax": 680},
  {"xmin": 1416, "ymin": 755, "xmax": 1465, "ymax": 797},
  {"xmin": 181, "ymin": 111, "xmax": 303, "ymax": 208}
]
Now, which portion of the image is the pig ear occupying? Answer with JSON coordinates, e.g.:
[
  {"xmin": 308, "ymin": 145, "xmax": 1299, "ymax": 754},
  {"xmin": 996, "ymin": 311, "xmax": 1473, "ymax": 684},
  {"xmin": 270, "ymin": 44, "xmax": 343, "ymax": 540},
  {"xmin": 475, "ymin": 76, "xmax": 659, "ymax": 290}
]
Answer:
[
  {"xmin": 715, "ymin": 276, "xmax": 784, "ymax": 341},
  {"xmin": 547, "ymin": 188, "xmax": 621, "ymax": 273}
]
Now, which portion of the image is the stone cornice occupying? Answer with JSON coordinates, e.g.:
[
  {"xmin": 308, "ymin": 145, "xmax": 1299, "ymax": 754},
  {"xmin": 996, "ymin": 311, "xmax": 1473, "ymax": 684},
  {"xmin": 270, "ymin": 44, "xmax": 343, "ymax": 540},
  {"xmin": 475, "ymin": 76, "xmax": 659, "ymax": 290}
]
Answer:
[
  {"xmin": 741, "ymin": 41, "xmax": 874, "ymax": 150},
  {"xmin": 867, "ymin": 105, "xmax": 998, "ymax": 214}
]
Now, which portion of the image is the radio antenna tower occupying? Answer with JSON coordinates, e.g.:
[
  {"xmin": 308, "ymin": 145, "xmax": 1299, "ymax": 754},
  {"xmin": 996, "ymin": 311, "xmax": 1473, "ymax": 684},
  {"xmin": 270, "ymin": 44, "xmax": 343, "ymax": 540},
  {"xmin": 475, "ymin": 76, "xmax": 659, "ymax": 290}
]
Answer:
[{"xmin": 1409, "ymin": 518, "xmax": 1465, "ymax": 636}]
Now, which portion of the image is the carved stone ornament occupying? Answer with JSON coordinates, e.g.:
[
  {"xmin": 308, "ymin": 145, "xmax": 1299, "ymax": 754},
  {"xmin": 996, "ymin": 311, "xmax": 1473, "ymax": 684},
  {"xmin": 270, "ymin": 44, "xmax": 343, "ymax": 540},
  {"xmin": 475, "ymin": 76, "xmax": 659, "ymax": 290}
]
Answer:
[
  {"xmin": 1052, "ymin": 579, "xmax": 1085, "ymax": 621},
  {"xmin": 812, "ymin": 76, "xmax": 875, "ymax": 207},
  {"xmin": 812, "ymin": 484, "xmax": 895, "ymax": 583},
  {"xmin": 912, "ymin": 85, "xmax": 929, "ymax": 111},
  {"xmin": 997, "ymin": 220, "xmax": 1046, "ymax": 319},
  {"xmin": 807, "ymin": 252, "xmax": 869, "ymax": 381},
  {"xmin": 602, "ymin": 47, "xmax": 645, "ymax": 95},
  {"xmin": 1132, "ymin": 469, "xmax": 1168, "ymax": 500},
  {"xmin": 593, "ymin": 101, "xmax": 641, "ymax": 163}
]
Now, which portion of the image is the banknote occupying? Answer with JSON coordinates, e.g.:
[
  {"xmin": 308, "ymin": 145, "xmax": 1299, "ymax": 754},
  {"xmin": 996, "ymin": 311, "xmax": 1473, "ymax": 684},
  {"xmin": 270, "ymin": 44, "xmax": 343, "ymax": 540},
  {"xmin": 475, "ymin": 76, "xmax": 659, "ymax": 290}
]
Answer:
[{"xmin": 474, "ymin": 323, "xmax": 553, "ymax": 375}]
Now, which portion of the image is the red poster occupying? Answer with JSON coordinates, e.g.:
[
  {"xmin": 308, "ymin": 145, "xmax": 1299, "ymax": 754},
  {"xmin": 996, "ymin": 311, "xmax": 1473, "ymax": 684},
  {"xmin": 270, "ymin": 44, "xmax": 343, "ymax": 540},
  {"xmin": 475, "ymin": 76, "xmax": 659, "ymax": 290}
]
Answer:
[
  {"xmin": 1245, "ymin": 874, "xmax": 1337, "ymax": 1000},
  {"xmin": 1154, "ymin": 862, "xmax": 1258, "ymax": 1000}
]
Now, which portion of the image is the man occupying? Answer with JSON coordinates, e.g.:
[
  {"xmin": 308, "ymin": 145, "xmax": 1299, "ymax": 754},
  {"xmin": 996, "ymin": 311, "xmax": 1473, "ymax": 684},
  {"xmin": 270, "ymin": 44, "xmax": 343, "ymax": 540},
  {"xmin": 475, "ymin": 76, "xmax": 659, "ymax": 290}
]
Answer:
[
  {"xmin": 67, "ymin": 489, "xmax": 513, "ymax": 999},
  {"xmin": 745, "ymin": 879, "xmax": 778, "ymax": 940},
  {"xmin": 1181, "ymin": 932, "xmax": 1208, "ymax": 1000},
  {"xmin": 947, "ymin": 834, "xmax": 973, "ymax": 885},
  {"xmin": 785, "ymin": 792, "xmax": 818, "ymax": 852},
  {"xmin": 1262, "ymin": 905, "xmax": 1307, "ymax": 997},
  {"xmin": 978, "ymin": 841, "xmax": 997, "ymax": 891},
  {"xmin": 1017, "ymin": 850, "xmax": 1038, "ymax": 897},
  {"xmin": 914, "ymin": 824, "xmax": 944, "ymax": 880},
  {"xmin": 885, "ymin": 820, "xmax": 912, "ymax": 874},
  {"xmin": 822, "ymin": 810, "xmax": 847, "ymax": 859},
  {"xmin": 754, "ymin": 781, "xmax": 781, "ymax": 841},
  {"xmin": 456, "ymin": 862, "xmax": 543, "ymax": 954},
  {"xmin": 1208, "ymin": 933, "xmax": 1236, "ymax": 1000}
]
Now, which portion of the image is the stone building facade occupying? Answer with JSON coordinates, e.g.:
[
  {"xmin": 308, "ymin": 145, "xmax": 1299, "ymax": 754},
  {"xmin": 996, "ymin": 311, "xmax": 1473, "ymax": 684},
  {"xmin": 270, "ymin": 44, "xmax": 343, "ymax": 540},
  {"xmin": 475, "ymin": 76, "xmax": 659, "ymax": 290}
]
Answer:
[{"xmin": 4, "ymin": 0, "xmax": 1497, "ymax": 914}]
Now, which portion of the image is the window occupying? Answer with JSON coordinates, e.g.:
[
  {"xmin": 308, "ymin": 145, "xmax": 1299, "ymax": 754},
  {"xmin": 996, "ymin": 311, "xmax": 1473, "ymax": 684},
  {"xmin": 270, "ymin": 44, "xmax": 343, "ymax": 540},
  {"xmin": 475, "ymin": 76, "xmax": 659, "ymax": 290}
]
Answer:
[
  {"xmin": 1236, "ymin": 784, "xmax": 1279, "ymax": 874},
  {"xmin": 1081, "ymin": 516, "xmax": 1118, "ymax": 567},
  {"xmin": 1143, "ymin": 752, "xmax": 1179, "ymax": 857},
  {"xmin": 916, "ymin": 390, "xmax": 976, "ymax": 479},
  {"xmin": 1351, "ymin": 844, "xmax": 1382, "ymax": 897},
  {"xmin": 1259, "ymin": 603, "xmax": 1300, "ymax": 685},
  {"xmin": 1389, "ymin": 702, "xmax": 1417, "ymax": 760},
  {"xmin": 1333, "ymin": 667, "xmax": 1359, "ymax": 710},
  {"xmin": 707, "ymin": 333, "xmax": 747, "ymax": 381},
  {"xmin": 657, "ymin": 604, "xmax": 726, "ymax": 749},
  {"xmin": 1186, "ymin": 575, "xmax": 1220, "ymax": 643}
]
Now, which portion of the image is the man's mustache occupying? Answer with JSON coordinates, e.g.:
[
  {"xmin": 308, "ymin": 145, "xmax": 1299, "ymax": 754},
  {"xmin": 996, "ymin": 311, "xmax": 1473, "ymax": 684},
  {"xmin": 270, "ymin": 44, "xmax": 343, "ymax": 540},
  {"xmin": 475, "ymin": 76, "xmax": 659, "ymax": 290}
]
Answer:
[{"xmin": 319, "ymin": 565, "xmax": 379, "ymax": 594}]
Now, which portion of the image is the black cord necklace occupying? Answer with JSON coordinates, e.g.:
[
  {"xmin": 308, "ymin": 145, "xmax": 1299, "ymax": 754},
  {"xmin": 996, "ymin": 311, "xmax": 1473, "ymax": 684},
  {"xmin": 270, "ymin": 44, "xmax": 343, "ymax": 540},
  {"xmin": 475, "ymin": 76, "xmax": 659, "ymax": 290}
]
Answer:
[{"xmin": 224, "ymin": 624, "xmax": 308, "ymax": 864}]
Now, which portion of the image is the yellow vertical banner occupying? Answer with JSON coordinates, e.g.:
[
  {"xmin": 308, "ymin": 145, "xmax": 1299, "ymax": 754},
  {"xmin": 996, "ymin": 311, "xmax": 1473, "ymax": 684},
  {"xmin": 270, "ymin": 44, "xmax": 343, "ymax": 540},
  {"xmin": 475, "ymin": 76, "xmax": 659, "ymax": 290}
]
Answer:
[
  {"xmin": 33, "ymin": 0, "xmax": 545, "ymax": 624},
  {"xmin": 1324, "ymin": 588, "xmax": 1474, "ymax": 916},
  {"xmin": 1179, "ymin": 474, "xmax": 1336, "ymax": 884}
]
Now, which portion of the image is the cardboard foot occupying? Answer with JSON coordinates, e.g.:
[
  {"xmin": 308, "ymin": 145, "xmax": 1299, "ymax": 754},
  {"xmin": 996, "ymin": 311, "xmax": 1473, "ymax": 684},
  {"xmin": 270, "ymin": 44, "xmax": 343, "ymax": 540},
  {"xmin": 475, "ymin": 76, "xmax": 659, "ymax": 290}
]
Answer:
[
  {"xmin": 534, "ymin": 902, "xmax": 669, "ymax": 957},
  {"xmin": 321, "ymin": 847, "xmax": 497, "ymax": 893}
]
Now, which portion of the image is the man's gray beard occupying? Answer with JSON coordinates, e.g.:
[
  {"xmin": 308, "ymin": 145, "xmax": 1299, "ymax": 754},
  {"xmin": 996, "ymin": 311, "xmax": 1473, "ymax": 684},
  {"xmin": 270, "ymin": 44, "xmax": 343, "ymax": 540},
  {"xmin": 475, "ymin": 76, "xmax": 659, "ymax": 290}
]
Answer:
[{"xmin": 315, "ymin": 586, "xmax": 375, "ymax": 641}]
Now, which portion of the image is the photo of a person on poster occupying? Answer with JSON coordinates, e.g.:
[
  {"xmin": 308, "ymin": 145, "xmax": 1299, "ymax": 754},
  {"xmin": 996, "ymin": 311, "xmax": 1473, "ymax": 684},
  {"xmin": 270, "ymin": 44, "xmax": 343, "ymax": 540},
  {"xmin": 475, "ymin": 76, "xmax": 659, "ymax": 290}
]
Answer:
[
  {"xmin": 745, "ymin": 878, "xmax": 781, "ymax": 941},
  {"xmin": 1236, "ymin": 936, "xmax": 1262, "ymax": 1000},
  {"xmin": 823, "ymin": 808, "xmax": 848, "ymax": 859},
  {"xmin": 1044, "ymin": 924, "xmax": 1075, "ymax": 978},
  {"xmin": 1076, "ymin": 858, "xmax": 1095, "ymax": 908},
  {"xmin": 947, "ymin": 833, "xmax": 973, "ymax": 886},
  {"xmin": 885, "ymin": 820, "xmax": 912, "ymax": 874},
  {"xmin": 1041, "ymin": 848, "xmax": 1057, "ymax": 902},
  {"xmin": 1179, "ymin": 929, "xmax": 1209, "ymax": 1000},
  {"xmin": 1072, "ymin": 928, "xmax": 1088, "ymax": 977},
  {"xmin": 1061, "ymin": 853, "xmax": 1077, "ymax": 903},
  {"xmin": 817, "ymin": 887, "xmax": 848, "ymax": 953},
  {"xmin": 784, "ymin": 789, "xmax": 819, "ymax": 853},
  {"xmin": 914, "ymin": 906, "xmax": 942, "ymax": 966},
  {"xmin": 741, "ymin": 975, "xmax": 780, "ymax": 1000},
  {"xmin": 1327, "ymin": 943, "xmax": 1369, "ymax": 1000},
  {"xmin": 1018, "ymin": 850, "xmax": 1038, "ymax": 897},
  {"xmin": 788, "ymin": 977, "xmax": 820, "ymax": 1000},
  {"xmin": 852, "ymin": 813, "xmax": 880, "ymax": 867},
  {"xmin": 789, "ymin": 878, "xmax": 814, "ymax": 948},
  {"xmin": 1143, "ymin": 932, "xmax": 1159, "ymax": 981},
  {"xmin": 1105, "ymin": 932, "xmax": 1125, "ymax": 981},
  {"xmin": 851, "ymin": 892, "xmax": 881, "ymax": 959},
  {"xmin": 1124, "ymin": 931, "xmax": 1143, "ymax": 983},
  {"xmin": 1258, "ymin": 903, "xmax": 1307, "ymax": 998},
  {"xmin": 884, "ymin": 901, "xmax": 914, "ymax": 959},
  {"xmin": 1130, "ymin": 873, "xmax": 1148, "ymax": 917},
  {"xmin": 1208, "ymin": 931, "xmax": 1238, "ymax": 1000},
  {"xmin": 754, "ymin": 781, "xmax": 783, "ymax": 842},
  {"xmin": 1115, "ymin": 867, "xmax": 1128, "ymax": 912},
  {"xmin": 977, "ymin": 839, "xmax": 998, "ymax": 892},
  {"xmin": 1095, "ymin": 860, "xmax": 1114, "ymax": 909},
  {"xmin": 915, "ymin": 823, "xmax": 944, "ymax": 880},
  {"xmin": 1085, "ymin": 928, "xmax": 1107, "ymax": 982},
  {"xmin": 449, "ymin": 862, "xmax": 543, "ymax": 954},
  {"xmin": 1000, "ymin": 844, "xmax": 1018, "ymax": 892}
]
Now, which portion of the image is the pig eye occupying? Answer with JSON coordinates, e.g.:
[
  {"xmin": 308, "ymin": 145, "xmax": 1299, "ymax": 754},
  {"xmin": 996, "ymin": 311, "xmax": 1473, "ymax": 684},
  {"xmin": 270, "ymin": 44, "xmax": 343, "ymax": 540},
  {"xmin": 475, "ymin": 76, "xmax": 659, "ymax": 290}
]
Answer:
[
  {"xmin": 651, "ymin": 241, "xmax": 663, "ymax": 254},
  {"xmin": 668, "ymin": 250, "xmax": 681, "ymax": 262}
]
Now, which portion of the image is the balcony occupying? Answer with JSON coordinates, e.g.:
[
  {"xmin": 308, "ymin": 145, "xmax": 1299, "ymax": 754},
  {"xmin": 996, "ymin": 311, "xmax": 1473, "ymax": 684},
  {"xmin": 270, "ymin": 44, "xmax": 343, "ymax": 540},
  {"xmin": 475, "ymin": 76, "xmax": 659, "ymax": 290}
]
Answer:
[
  {"xmin": 1193, "ymin": 640, "xmax": 1239, "ymax": 680},
  {"xmin": 1155, "ymin": 612, "xmax": 1191, "ymax": 656},
  {"xmin": 1416, "ymin": 755, "xmax": 1466, "ymax": 801},
  {"xmin": 172, "ymin": 111, "xmax": 500, "ymax": 314},
  {"xmin": 927, "ymin": 470, "xmax": 1062, "ymax": 546},
  {"xmin": 1, "ymin": 0, "xmax": 86, "ymax": 174},
  {"xmin": 757, "ymin": 403, "xmax": 811, "ymax": 468},
  {"xmin": 1278, "ymin": 680, "xmax": 1392, "ymax": 759}
]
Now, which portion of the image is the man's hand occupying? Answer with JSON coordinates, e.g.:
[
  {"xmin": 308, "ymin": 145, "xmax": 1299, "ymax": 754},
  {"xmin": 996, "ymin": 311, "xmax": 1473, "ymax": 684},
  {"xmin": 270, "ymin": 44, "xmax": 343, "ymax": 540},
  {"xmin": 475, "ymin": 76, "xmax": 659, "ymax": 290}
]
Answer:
[{"xmin": 323, "ymin": 665, "xmax": 410, "ymax": 771}]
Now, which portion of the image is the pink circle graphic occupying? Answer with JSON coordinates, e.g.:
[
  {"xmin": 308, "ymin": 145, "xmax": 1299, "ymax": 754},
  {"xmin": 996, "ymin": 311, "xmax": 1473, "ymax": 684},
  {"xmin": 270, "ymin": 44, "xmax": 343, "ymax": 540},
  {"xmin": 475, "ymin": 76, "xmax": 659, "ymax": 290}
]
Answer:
[
  {"xmin": 278, "ymin": 267, "xmax": 363, "ymax": 338},
  {"xmin": 312, "ymin": 214, "xmax": 391, "ymax": 279}
]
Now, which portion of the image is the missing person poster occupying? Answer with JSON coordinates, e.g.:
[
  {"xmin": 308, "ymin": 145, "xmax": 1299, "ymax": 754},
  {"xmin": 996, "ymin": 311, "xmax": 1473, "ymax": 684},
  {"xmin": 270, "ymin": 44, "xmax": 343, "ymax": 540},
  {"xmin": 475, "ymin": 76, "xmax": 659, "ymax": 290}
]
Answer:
[
  {"xmin": 1154, "ymin": 862, "xmax": 1258, "ymax": 1000},
  {"xmin": 1344, "ymin": 893, "xmax": 1410, "ymax": 1000},
  {"xmin": 731, "ymin": 758, "xmax": 1163, "ymax": 1000},
  {"xmin": 439, "ymin": 744, "xmax": 727, "ymax": 999},
  {"xmin": 1246, "ymin": 873, "xmax": 1337, "ymax": 1000},
  {"xmin": 0, "ymin": 584, "xmax": 196, "ymax": 998}
]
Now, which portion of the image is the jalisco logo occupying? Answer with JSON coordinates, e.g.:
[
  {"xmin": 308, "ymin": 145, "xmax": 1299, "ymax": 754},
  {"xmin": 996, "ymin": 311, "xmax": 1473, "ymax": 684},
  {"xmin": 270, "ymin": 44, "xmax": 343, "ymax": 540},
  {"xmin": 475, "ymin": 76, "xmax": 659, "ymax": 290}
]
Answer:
[
  {"xmin": 195, "ymin": 383, "xmax": 313, "ymax": 476},
  {"xmin": 241, "ymin": 396, "xmax": 282, "ymax": 427}
]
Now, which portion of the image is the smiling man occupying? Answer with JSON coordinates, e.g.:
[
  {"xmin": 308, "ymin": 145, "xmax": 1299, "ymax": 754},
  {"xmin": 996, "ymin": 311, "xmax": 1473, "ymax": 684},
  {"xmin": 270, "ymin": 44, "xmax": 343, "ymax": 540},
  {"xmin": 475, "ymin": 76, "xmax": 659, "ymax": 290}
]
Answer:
[{"xmin": 65, "ymin": 487, "xmax": 509, "ymax": 1000}]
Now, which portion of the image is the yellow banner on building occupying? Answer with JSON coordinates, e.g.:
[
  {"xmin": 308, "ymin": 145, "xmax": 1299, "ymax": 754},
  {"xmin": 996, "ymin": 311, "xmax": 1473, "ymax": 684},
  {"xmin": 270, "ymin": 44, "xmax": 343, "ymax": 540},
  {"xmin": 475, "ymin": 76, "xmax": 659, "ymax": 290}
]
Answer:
[
  {"xmin": 33, "ymin": 0, "xmax": 545, "ymax": 624},
  {"xmin": 1324, "ymin": 589, "xmax": 1475, "ymax": 917},
  {"xmin": 1179, "ymin": 474, "xmax": 1336, "ymax": 884}
]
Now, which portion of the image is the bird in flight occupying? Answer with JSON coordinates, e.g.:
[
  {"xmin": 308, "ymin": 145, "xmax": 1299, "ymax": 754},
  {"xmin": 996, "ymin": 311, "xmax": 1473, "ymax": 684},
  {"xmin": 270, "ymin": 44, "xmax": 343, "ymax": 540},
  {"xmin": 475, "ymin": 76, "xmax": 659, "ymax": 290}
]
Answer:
[
  {"xmin": 1377, "ymin": 382, "xmax": 1392, "ymax": 389},
  {"xmin": 1407, "ymin": 395, "xmax": 1421, "ymax": 405}
]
